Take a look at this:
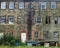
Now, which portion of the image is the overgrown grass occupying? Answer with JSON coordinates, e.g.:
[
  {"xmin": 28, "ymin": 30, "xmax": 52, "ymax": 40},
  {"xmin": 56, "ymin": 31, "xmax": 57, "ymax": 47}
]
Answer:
[{"xmin": 0, "ymin": 45, "xmax": 60, "ymax": 48}]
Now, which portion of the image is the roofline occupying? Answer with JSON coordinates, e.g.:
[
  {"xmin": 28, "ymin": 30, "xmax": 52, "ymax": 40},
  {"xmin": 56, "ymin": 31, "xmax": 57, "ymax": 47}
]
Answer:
[{"xmin": 0, "ymin": 0, "xmax": 60, "ymax": 2}]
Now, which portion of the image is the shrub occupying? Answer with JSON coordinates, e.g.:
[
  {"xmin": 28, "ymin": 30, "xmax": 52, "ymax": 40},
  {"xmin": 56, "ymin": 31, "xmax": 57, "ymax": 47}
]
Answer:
[{"xmin": 0, "ymin": 34, "xmax": 26, "ymax": 46}]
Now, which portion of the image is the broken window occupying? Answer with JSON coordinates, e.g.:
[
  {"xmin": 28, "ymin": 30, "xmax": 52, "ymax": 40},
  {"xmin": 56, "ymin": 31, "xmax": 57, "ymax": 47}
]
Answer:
[{"xmin": 46, "ymin": 16, "xmax": 50, "ymax": 24}]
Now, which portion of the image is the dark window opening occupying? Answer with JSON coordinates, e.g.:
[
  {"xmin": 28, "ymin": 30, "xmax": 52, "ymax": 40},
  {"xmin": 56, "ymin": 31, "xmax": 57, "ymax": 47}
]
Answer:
[
  {"xmin": 55, "ymin": 17, "xmax": 58, "ymax": 24},
  {"xmin": 46, "ymin": 16, "xmax": 50, "ymax": 24}
]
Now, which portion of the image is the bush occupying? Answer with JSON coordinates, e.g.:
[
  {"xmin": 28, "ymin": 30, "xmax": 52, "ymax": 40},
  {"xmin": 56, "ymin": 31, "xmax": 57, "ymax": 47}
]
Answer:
[
  {"xmin": 0, "ymin": 38, "xmax": 4, "ymax": 45},
  {"xmin": 0, "ymin": 34, "xmax": 26, "ymax": 46},
  {"xmin": 10, "ymin": 39, "xmax": 16, "ymax": 45}
]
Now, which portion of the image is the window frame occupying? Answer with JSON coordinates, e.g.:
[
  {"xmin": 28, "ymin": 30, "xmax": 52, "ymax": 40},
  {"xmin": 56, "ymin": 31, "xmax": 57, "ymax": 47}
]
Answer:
[
  {"xmin": 53, "ymin": 32, "xmax": 59, "ymax": 39},
  {"xmin": 40, "ymin": 2, "xmax": 46, "ymax": 9},
  {"xmin": 8, "ymin": 16, "xmax": 14, "ymax": 24},
  {"xmin": 46, "ymin": 16, "xmax": 50, "ymax": 24},
  {"xmin": 0, "ymin": 16, "xmax": 6, "ymax": 24},
  {"xmin": 1, "ymin": 2, "xmax": 6, "ymax": 9},
  {"xmin": 19, "ymin": 2, "xmax": 24, "ymax": 9},
  {"xmin": 9, "ymin": 2, "xmax": 14, "ymax": 9},
  {"xmin": 17, "ymin": 16, "xmax": 21, "ymax": 24},
  {"xmin": 36, "ymin": 16, "xmax": 42, "ymax": 24},
  {"xmin": 51, "ymin": 2, "xmax": 56, "ymax": 9},
  {"xmin": 54, "ymin": 16, "xmax": 60, "ymax": 24},
  {"xmin": 44, "ymin": 31, "xmax": 49, "ymax": 39},
  {"xmin": 34, "ymin": 32, "xmax": 38, "ymax": 38}
]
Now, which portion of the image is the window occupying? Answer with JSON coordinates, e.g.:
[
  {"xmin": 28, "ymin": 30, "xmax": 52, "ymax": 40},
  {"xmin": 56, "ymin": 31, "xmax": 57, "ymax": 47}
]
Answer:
[
  {"xmin": 9, "ymin": 2, "xmax": 14, "ymax": 9},
  {"xmin": 40, "ymin": 2, "xmax": 46, "ymax": 9},
  {"xmin": 53, "ymin": 32, "xmax": 59, "ymax": 38},
  {"xmin": 55, "ymin": 17, "xmax": 58, "ymax": 24},
  {"xmin": 45, "ymin": 31, "xmax": 49, "ymax": 39},
  {"xmin": 36, "ymin": 16, "xmax": 41, "ymax": 23},
  {"xmin": 54, "ymin": 16, "xmax": 60, "ymax": 24},
  {"xmin": 1, "ymin": 16, "xmax": 6, "ymax": 24},
  {"xmin": 46, "ymin": 16, "xmax": 50, "ymax": 24},
  {"xmin": 51, "ymin": 2, "xmax": 56, "ymax": 9},
  {"xmin": 28, "ymin": 3, "xmax": 33, "ymax": 9},
  {"xmin": 8, "ymin": 16, "xmax": 14, "ymax": 24},
  {"xmin": 19, "ymin": 2, "xmax": 24, "ymax": 9},
  {"xmin": 9, "ymin": 32, "xmax": 13, "ymax": 36},
  {"xmin": 17, "ymin": 16, "xmax": 21, "ymax": 24},
  {"xmin": 1, "ymin": 2, "xmax": 6, "ymax": 9},
  {"xmin": 34, "ymin": 32, "xmax": 38, "ymax": 38}
]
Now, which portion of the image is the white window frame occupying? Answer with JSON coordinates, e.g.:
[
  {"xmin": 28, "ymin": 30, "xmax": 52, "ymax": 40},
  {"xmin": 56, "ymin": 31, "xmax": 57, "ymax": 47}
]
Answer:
[
  {"xmin": 8, "ymin": 16, "xmax": 14, "ymax": 24},
  {"xmin": 9, "ymin": 2, "xmax": 14, "ymax": 9},
  {"xmin": 51, "ymin": 2, "xmax": 56, "ymax": 9},
  {"xmin": 1, "ymin": 16, "xmax": 6, "ymax": 24},
  {"xmin": 55, "ymin": 16, "xmax": 60, "ymax": 24},
  {"xmin": 55, "ymin": 16, "xmax": 58, "ymax": 24},
  {"xmin": 36, "ymin": 16, "xmax": 42, "ymax": 24},
  {"xmin": 1, "ymin": 2, "xmax": 6, "ymax": 9},
  {"xmin": 41, "ymin": 2, "xmax": 46, "ymax": 9},
  {"xmin": 58, "ymin": 17, "xmax": 60, "ymax": 24},
  {"xmin": 19, "ymin": 2, "xmax": 24, "ymax": 9}
]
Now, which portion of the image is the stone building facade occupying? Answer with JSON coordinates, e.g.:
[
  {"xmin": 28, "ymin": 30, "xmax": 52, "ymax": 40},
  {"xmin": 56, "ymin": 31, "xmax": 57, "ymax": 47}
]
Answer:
[{"xmin": 0, "ymin": 0, "xmax": 60, "ymax": 43}]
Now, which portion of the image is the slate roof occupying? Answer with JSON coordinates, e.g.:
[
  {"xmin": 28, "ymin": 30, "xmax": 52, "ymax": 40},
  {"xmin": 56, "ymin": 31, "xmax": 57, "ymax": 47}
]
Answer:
[{"xmin": 0, "ymin": 0, "xmax": 60, "ymax": 2}]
